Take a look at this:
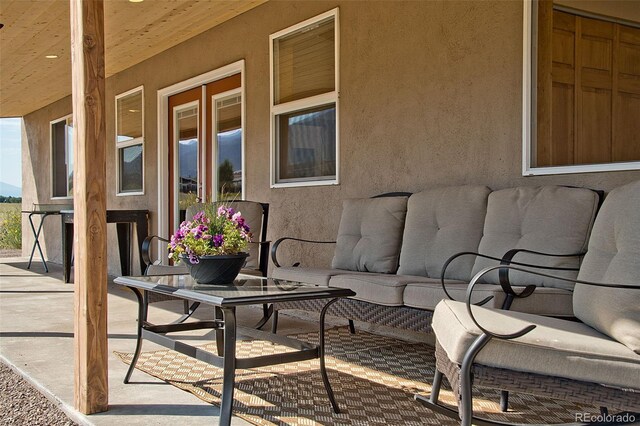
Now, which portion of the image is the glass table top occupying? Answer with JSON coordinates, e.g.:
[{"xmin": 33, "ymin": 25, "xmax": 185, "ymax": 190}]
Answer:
[{"xmin": 114, "ymin": 273, "xmax": 354, "ymax": 307}]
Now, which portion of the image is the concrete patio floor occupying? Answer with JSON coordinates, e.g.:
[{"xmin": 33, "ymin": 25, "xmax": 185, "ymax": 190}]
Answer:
[{"xmin": 0, "ymin": 257, "xmax": 325, "ymax": 425}]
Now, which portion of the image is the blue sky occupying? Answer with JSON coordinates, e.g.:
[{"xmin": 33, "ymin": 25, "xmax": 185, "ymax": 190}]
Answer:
[{"xmin": 0, "ymin": 118, "xmax": 22, "ymax": 188}]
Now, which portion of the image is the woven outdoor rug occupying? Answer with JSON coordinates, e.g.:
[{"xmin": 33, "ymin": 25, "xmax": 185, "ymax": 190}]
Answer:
[{"xmin": 115, "ymin": 327, "xmax": 598, "ymax": 425}]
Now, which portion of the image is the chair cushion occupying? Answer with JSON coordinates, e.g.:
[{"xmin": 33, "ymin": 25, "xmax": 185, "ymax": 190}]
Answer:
[
  {"xmin": 329, "ymin": 274, "xmax": 419, "ymax": 306},
  {"xmin": 404, "ymin": 282, "xmax": 573, "ymax": 316},
  {"xmin": 574, "ymin": 180, "xmax": 640, "ymax": 354},
  {"xmin": 271, "ymin": 267, "xmax": 366, "ymax": 287},
  {"xmin": 397, "ymin": 185, "xmax": 490, "ymax": 280},
  {"xmin": 433, "ymin": 300, "xmax": 640, "ymax": 390},
  {"xmin": 472, "ymin": 186, "xmax": 599, "ymax": 290},
  {"xmin": 331, "ymin": 197, "xmax": 408, "ymax": 273}
]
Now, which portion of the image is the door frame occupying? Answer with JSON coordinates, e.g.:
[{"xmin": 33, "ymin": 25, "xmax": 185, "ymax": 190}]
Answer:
[{"xmin": 157, "ymin": 60, "xmax": 245, "ymax": 253}]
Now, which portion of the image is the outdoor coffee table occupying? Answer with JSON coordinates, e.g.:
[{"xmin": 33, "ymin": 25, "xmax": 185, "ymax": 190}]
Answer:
[{"xmin": 114, "ymin": 273, "xmax": 355, "ymax": 426}]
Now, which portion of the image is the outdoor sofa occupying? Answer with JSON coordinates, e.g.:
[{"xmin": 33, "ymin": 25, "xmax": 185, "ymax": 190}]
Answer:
[{"xmin": 270, "ymin": 184, "xmax": 603, "ymax": 333}]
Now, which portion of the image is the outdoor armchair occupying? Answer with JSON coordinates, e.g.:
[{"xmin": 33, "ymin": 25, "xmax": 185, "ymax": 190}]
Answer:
[
  {"xmin": 418, "ymin": 180, "xmax": 640, "ymax": 426},
  {"xmin": 141, "ymin": 200, "xmax": 270, "ymax": 324}
]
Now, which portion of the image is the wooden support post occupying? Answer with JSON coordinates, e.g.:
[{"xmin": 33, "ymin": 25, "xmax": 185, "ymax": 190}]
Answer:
[{"xmin": 70, "ymin": 0, "xmax": 108, "ymax": 414}]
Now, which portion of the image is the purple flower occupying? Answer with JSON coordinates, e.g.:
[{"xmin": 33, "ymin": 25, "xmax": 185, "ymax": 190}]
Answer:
[
  {"xmin": 213, "ymin": 234, "xmax": 224, "ymax": 247},
  {"xmin": 192, "ymin": 211, "xmax": 206, "ymax": 222}
]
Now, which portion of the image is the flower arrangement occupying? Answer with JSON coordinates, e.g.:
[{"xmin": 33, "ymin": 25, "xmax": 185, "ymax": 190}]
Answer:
[{"xmin": 168, "ymin": 204, "xmax": 251, "ymax": 264}]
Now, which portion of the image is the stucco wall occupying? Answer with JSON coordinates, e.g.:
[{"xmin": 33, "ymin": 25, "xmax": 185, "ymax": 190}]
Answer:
[{"xmin": 22, "ymin": 0, "xmax": 640, "ymax": 275}]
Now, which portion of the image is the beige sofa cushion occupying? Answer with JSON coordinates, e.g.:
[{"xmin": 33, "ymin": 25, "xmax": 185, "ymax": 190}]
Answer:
[
  {"xmin": 271, "ymin": 267, "xmax": 367, "ymax": 287},
  {"xmin": 433, "ymin": 300, "xmax": 640, "ymax": 390},
  {"xmin": 574, "ymin": 180, "xmax": 640, "ymax": 354},
  {"xmin": 398, "ymin": 185, "xmax": 490, "ymax": 280},
  {"xmin": 404, "ymin": 281, "xmax": 573, "ymax": 316},
  {"xmin": 331, "ymin": 197, "xmax": 408, "ymax": 273},
  {"xmin": 472, "ymin": 186, "xmax": 599, "ymax": 290},
  {"xmin": 329, "ymin": 274, "xmax": 422, "ymax": 306}
]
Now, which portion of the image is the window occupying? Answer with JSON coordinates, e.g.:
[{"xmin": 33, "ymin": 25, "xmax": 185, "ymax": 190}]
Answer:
[
  {"xmin": 51, "ymin": 115, "xmax": 73, "ymax": 198},
  {"xmin": 214, "ymin": 90, "xmax": 243, "ymax": 200},
  {"xmin": 270, "ymin": 9, "xmax": 339, "ymax": 187},
  {"xmin": 523, "ymin": 1, "xmax": 640, "ymax": 175},
  {"xmin": 116, "ymin": 86, "xmax": 144, "ymax": 194}
]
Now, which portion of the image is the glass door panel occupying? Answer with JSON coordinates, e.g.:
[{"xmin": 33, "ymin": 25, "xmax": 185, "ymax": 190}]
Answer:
[
  {"xmin": 176, "ymin": 104, "xmax": 199, "ymax": 223},
  {"xmin": 214, "ymin": 92, "xmax": 242, "ymax": 200}
]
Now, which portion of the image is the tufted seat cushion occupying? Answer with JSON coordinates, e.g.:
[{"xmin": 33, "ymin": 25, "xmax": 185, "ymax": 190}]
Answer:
[
  {"xmin": 574, "ymin": 180, "xmax": 640, "ymax": 354},
  {"xmin": 328, "ymin": 274, "xmax": 428, "ymax": 306},
  {"xmin": 271, "ymin": 267, "xmax": 368, "ymax": 287},
  {"xmin": 397, "ymin": 185, "xmax": 490, "ymax": 280},
  {"xmin": 331, "ymin": 197, "xmax": 408, "ymax": 273},
  {"xmin": 471, "ymin": 186, "xmax": 600, "ymax": 290}
]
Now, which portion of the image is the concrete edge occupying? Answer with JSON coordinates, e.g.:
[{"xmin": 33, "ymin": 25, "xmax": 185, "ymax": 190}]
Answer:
[{"xmin": 0, "ymin": 353, "xmax": 93, "ymax": 426}]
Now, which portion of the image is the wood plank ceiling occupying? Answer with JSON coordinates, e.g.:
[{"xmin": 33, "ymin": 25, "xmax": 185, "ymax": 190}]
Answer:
[{"xmin": 0, "ymin": 0, "xmax": 267, "ymax": 117}]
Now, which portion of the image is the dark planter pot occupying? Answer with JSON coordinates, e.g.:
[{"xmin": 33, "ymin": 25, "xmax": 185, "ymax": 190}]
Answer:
[{"xmin": 180, "ymin": 253, "xmax": 249, "ymax": 285}]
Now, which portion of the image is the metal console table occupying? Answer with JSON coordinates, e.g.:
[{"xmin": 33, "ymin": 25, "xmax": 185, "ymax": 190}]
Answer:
[
  {"xmin": 22, "ymin": 204, "xmax": 73, "ymax": 272},
  {"xmin": 61, "ymin": 209, "xmax": 149, "ymax": 283},
  {"xmin": 113, "ymin": 273, "xmax": 355, "ymax": 426}
]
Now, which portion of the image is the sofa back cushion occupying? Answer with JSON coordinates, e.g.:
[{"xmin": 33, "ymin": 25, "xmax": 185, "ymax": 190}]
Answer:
[
  {"xmin": 397, "ymin": 185, "xmax": 490, "ymax": 280},
  {"xmin": 574, "ymin": 180, "xmax": 640, "ymax": 354},
  {"xmin": 471, "ymin": 186, "xmax": 600, "ymax": 290},
  {"xmin": 331, "ymin": 197, "xmax": 408, "ymax": 273}
]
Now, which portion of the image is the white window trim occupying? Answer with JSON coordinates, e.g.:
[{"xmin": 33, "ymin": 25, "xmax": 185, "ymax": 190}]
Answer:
[
  {"xmin": 115, "ymin": 86, "xmax": 145, "ymax": 196},
  {"xmin": 157, "ymin": 60, "xmax": 246, "ymax": 257},
  {"xmin": 269, "ymin": 8, "xmax": 340, "ymax": 188},
  {"xmin": 522, "ymin": 0, "xmax": 640, "ymax": 176},
  {"xmin": 211, "ymin": 87, "xmax": 245, "ymax": 200},
  {"xmin": 50, "ymin": 114, "xmax": 73, "ymax": 200}
]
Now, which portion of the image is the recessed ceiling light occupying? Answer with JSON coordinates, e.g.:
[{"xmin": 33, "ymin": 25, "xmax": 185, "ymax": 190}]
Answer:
[
  {"xmin": 45, "ymin": 55, "xmax": 58, "ymax": 59},
  {"xmin": 129, "ymin": 0, "xmax": 144, "ymax": 3}
]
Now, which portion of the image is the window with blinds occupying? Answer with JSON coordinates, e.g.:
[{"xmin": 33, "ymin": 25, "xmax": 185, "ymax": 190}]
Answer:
[{"xmin": 270, "ymin": 9, "xmax": 339, "ymax": 187}]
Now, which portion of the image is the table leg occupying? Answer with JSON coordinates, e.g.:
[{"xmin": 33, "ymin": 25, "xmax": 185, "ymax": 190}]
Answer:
[
  {"xmin": 219, "ymin": 306, "xmax": 237, "ymax": 426},
  {"xmin": 62, "ymin": 222, "xmax": 73, "ymax": 283},
  {"xmin": 27, "ymin": 213, "xmax": 48, "ymax": 272},
  {"xmin": 116, "ymin": 223, "xmax": 131, "ymax": 276},
  {"xmin": 319, "ymin": 298, "xmax": 340, "ymax": 414},
  {"xmin": 124, "ymin": 287, "xmax": 145, "ymax": 384},
  {"xmin": 135, "ymin": 215, "xmax": 148, "ymax": 275},
  {"xmin": 215, "ymin": 307, "xmax": 224, "ymax": 356}
]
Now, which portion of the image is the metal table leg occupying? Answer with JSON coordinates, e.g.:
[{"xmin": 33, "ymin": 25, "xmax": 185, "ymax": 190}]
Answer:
[
  {"xmin": 27, "ymin": 212, "xmax": 49, "ymax": 272},
  {"xmin": 319, "ymin": 298, "xmax": 341, "ymax": 413},
  {"xmin": 124, "ymin": 287, "xmax": 146, "ymax": 384},
  {"xmin": 219, "ymin": 306, "xmax": 237, "ymax": 426}
]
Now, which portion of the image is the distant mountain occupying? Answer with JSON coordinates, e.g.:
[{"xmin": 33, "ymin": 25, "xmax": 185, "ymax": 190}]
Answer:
[
  {"xmin": 0, "ymin": 181, "xmax": 21, "ymax": 197},
  {"xmin": 217, "ymin": 131, "xmax": 242, "ymax": 171}
]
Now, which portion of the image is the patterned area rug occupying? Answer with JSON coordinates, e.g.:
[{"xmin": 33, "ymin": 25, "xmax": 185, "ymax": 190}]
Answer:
[{"xmin": 115, "ymin": 327, "xmax": 597, "ymax": 425}]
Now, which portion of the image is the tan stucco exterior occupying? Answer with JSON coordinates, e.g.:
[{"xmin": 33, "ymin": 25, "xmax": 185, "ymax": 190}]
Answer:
[{"xmin": 21, "ymin": 0, "xmax": 640, "ymax": 275}]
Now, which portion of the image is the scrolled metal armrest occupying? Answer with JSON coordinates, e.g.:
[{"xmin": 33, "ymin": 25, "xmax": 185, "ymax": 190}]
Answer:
[
  {"xmin": 271, "ymin": 237, "xmax": 336, "ymax": 268},
  {"xmin": 465, "ymin": 264, "xmax": 638, "ymax": 341},
  {"xmin": 440, "ymin": 252, "xmax": 505, "ymax": 306},
  {"xmin": 440, "ymin": 249, "xmax": 585, "ymax": 306},
  {"xmin": 141, "ymin": 235, "xmax": 170, "ymax": 267},
  {"xmin": 498, "ymin": 248, "xmax": 583, "ymax": 298}
]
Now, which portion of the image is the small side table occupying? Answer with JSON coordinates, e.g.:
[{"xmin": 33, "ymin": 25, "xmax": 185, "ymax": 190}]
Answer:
[{"xmin": 22, "ymin": 204, "xmax": 73, "ymax": 272}]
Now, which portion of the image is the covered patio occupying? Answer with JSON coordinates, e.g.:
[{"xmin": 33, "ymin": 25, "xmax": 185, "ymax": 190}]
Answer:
[{"xmin": 1, "ymin": 0, "xmax": 639, "ymax": 424}]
